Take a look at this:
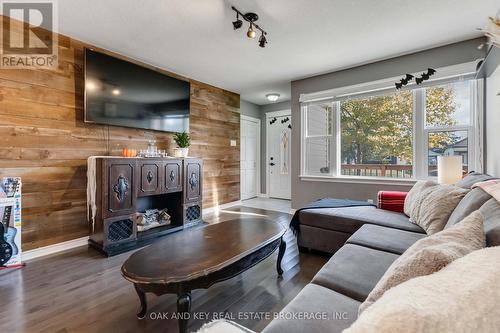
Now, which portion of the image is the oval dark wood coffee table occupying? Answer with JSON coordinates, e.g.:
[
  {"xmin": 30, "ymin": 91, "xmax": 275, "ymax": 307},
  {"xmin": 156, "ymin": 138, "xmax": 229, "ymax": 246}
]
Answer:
[{"xmin": 121, "ymin": 218, "xmax": 286, "ymax": 333}]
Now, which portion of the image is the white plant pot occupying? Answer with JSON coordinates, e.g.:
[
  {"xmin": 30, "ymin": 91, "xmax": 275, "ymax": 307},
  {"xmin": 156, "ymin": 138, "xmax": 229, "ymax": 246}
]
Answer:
[{"xmin": 174, "ymin": 147, "xmax": 189, "ymax": 158}]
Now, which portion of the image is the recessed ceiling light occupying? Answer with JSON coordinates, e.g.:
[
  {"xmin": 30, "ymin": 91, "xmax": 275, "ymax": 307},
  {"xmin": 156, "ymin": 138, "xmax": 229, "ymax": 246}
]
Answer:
[
  {"xmin": 112, "ymin": 88, "xmax": 121, "ymax": 96},
  {"xmin": 266, "ymin": 93, "xmax": 280, "ymax": 102}
]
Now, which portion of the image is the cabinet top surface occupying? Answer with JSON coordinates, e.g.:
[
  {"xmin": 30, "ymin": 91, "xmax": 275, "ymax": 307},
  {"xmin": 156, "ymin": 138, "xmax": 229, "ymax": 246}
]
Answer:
[{"xmin": 121, "ymin": 218, "xmax": 284, "ymax": 284}]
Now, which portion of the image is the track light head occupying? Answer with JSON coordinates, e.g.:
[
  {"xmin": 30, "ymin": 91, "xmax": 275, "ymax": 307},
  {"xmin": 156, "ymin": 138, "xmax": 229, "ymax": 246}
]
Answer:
[
  {"xmin": 421, "ymin": 73, "xmax": 430, "ymax": 80},
  {"xmin": 247, "ymin": 23, "xmax": 256, "ymax": 38},
  {"xmin": 405, "ymin": 74, "xmax": 414, "ymax": 81},
  {"xmin": 401, "ymin": 78, "xmax": 408, "ymax": 85},
  {"xmin": 395, "ymin": 82, "xmax": 403, "ymax": 90},
  {"xmin": 233, "ymin": 18, "xmax": 243, "ymax": 30},
  {"xmin": 427, "ymin": 68, "xmax": 436, "ymax": 76},
  {"xmin": 259, "ymin": 33, "xmax": 267, "ymax": 47},
  {"xmin": 415, "ymin": 77, "xmax": 424, "ymax": 85}
]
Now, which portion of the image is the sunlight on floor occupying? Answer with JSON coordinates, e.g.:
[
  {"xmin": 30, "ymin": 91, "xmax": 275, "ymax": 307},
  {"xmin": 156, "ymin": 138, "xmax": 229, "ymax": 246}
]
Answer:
[
  {"xmin": 241, "ymin": 197, "xmax": 292, "ymax": 214},
  {"xmin": 217, "ymin": 210, "xmax": 269, "ymax": 218}
]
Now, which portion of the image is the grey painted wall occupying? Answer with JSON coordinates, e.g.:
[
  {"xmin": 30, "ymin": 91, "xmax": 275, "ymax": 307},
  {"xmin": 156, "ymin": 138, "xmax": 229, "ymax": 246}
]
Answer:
[
  {"xmin": 240, "ymin": 99, "xmax": 261, "ymax": 119},
  {"xmin": 290, "ymin": 38, "xmax": 487, "ymax": 208}
]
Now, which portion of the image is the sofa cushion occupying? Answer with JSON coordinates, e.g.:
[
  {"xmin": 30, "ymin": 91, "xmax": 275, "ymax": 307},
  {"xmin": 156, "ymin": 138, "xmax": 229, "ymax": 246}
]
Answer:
[
  {"xmin": 445, "ymin": 187, "xmax": 491, "ymax": 228},
  {"xmin": 359, "ymin": 211, "xmax": 485, "ymax": 313},
  {"xmin": 347, "ymin": 224, "xmax": 426, "ymax": 255},
  {"xmin": 479, "ymin": 198, "xmax": 500, "ymax": 246},
  {"xmin": 298, "ymin": 224, "xmax": 351, "ymax": 254},
  {"xmin": 455, "ymin": 172, "xmax": 495, "ymax": 189},
  {"xmin": 311, "ymin": 244, "xmax": 399, "ymax": 302},
  {"xmin": 344, "ymin": 247, "xmax": 500, "ymax": 333},
  {"xmin": 298, "ymin": 206, "xmax": 425, "ymax": 234},
  {"xmin": 261, "ymin": 284, "xmax": 360, "ymax": 333}
]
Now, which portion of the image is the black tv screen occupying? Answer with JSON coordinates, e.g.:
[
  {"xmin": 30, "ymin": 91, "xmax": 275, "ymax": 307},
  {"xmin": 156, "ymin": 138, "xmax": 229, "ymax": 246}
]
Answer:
[{"xmin": 84, "ymin": 48, "xmax": 190, "ymax": 133}]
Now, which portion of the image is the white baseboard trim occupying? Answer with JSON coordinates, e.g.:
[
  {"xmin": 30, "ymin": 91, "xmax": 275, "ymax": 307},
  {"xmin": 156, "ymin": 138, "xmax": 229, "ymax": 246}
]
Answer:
[
  {"xmin": 257, "ymin": 193, "xmax": 269, "ymax": 198},
  {"xmin": 23, "ymin": 236, "xmax": 89, "ymax": 262},
  {"xmin": 203, "ymin": 200, "xmax": 242, "ymax": 216}
]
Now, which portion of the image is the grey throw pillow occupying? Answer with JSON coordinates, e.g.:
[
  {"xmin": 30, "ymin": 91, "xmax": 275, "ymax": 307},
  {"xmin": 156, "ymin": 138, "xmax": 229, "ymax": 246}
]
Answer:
[{"xmin": 358, "ymin": 211, "xmax": 485, "ymax": 314}]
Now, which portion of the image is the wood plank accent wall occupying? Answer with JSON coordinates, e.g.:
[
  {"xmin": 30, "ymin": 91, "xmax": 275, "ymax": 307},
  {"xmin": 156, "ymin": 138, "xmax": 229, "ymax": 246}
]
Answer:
[{"xmin": 0, "ymin": 16, "xmax": 240, "ymax": 250}]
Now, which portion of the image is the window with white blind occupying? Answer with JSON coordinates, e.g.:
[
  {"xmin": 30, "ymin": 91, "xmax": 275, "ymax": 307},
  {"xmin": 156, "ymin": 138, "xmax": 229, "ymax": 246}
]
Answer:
[{"xmin": 300, "ymin": 78, "xmax": 482, "ymax": 182}]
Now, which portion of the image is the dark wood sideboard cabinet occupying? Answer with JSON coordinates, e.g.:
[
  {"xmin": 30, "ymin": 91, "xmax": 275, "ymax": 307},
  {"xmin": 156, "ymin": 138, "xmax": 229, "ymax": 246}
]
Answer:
[{"xmin": 88, "ymin": 157, "xmax": 203, "ymax": 256}]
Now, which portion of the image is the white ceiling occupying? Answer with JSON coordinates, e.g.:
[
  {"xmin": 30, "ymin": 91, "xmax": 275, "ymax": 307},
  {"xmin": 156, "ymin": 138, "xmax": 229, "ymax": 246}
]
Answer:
[{"xmin": 54, "ymin": 0, "xmax": 497, "ymax": 105}]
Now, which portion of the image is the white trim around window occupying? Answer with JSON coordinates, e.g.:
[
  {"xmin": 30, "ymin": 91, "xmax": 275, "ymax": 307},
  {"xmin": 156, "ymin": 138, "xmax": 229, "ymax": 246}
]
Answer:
[{"xmin": 300, "ymin": 74, "xmax": 484, "ymax": 184}]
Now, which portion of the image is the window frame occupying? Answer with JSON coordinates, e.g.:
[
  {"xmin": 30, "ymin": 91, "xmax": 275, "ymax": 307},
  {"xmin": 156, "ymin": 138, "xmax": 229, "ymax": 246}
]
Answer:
[{"xmin": 300, "ymin": 77, "xmax": 483, "ymax": 184}]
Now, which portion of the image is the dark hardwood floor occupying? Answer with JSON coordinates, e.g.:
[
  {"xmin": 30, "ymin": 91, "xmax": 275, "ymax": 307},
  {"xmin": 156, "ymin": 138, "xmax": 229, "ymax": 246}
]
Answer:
[{"xmin": 0, "ymin": 206, "xmax": 328, "ymax": 333}]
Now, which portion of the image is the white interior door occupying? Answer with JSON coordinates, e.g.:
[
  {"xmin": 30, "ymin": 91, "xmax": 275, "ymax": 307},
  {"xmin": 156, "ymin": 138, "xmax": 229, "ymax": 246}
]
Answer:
[
  {"xmin": 240, "ymin": 117, "xmax": 259, "ymax": 200},
  {"xmin": 268, "ymin": 114, "xmax": 291, "ymax": 199}
]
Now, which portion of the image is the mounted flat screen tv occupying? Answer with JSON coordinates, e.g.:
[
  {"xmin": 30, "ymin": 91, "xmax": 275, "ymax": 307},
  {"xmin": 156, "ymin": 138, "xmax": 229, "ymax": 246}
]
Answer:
[{"xmin": 84, "ymin": 48, "xmax": 190, "ymax": 133}]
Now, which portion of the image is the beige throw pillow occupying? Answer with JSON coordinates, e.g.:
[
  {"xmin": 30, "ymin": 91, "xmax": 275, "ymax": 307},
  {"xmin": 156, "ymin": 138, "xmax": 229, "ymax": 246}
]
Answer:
[
  {"xmin": 344, "ymin": 246, "xmax": 500, "ymax": 333},
  {"xmin": 403, "ymin": 180, "xmax": 437, "ymax": 218},
  {"xmin": 358, "ymin": 211, "xmax": 485, "ymax": 314},
  {"xmin": 415, "ymin": 184, "xmax": 469, "ymax": 234}
]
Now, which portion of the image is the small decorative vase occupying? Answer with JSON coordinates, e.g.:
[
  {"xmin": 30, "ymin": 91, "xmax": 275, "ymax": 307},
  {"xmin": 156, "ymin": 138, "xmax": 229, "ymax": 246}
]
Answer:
[{"xmin": 174, "ymin": 147, "xmax": 189, "ymax": 158}]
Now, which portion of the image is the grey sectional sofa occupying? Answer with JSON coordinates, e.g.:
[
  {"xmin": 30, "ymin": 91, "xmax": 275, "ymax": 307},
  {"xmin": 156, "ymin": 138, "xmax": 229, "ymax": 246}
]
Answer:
[{"xmin": 263, "ymin": 173, "xmax": 500, "ymax": 333}]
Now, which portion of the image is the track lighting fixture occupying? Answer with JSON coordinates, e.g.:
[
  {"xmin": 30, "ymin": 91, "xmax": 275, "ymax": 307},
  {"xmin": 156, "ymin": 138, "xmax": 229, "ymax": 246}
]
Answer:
[
  {"xmin": 232, "ymin": 13, "xmax": 242, "ymax": 30},
  {"xmin": 231, "ymin": 6, "xmax": 269, "ymax": 48}
]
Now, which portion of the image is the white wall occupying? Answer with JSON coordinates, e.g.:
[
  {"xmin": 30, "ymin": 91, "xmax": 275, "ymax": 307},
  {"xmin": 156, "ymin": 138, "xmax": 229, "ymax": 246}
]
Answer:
[{"xmin": 486, "ymin": 59, "xmax": 500, "ymax": 176}]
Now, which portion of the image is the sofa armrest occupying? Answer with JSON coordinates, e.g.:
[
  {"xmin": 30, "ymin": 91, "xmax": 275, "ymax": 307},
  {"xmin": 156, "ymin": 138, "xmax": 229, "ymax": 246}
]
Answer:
[{"xmin": 377, "ymin": 191, "xmax": 408, "ymax": 213}]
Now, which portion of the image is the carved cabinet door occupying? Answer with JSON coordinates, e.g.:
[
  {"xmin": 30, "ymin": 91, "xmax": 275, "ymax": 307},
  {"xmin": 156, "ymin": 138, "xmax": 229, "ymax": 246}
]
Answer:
[
  {"xmin": 164, "ymin": 160, "xmax": 182, "ymax": 193},
  {"xmin": 138, "ymin": 161, "xmax": 162, "ymax": 197},
  {"xmin": 103, "ymin": 159, "xmax": 136, "ymax": 218},
  {"xmin": 184, "ymin": 159, "xmax": 203, "ymax": 203}
]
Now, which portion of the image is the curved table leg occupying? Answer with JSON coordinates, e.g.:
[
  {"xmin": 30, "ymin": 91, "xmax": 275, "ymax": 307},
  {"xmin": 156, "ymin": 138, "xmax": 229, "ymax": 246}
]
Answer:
[
  {"xmin": 177, "ymin": 292, "xmax": 191, "ymax": 333},
  {"xmin": 277, "ymin": 237, "xmax": 286, "ymax": 276},
  {"xmin": 134, "ymin": 284, "xmax": 147, "ymax": 319}
]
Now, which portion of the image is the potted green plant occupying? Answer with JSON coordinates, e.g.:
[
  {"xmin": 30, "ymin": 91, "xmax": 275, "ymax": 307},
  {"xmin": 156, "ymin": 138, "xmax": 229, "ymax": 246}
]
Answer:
[{"xmin": 173, "ymin": 132, "xmax": 191, "ymax": 157}]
